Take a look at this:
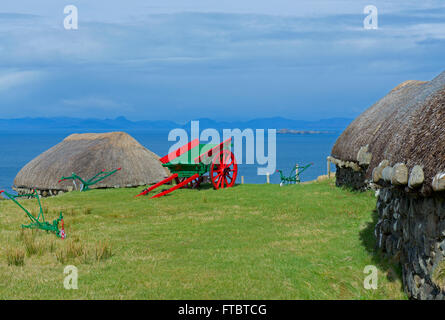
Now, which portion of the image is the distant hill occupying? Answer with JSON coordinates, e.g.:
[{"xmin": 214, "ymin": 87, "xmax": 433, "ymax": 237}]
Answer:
[
  {"xmin": 0, "ymin": 116, "xmax": 352, "ymax": 132},
  {"xmin": 0, "ymin": 116, "xmax": 178, "ymax": 131},
  {"xmin": 184, "ymin": 117, "xmax": 352, "ymax": 131}
]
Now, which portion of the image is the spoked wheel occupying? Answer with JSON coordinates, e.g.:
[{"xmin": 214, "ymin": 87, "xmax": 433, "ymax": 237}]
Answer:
[
  {"xmin": 210, "ymin": 150, "xmax": 238, "ymax": 189},
  {"xmin": 175, "ymin": 176, "xmax": 203, "ymax": 189}
]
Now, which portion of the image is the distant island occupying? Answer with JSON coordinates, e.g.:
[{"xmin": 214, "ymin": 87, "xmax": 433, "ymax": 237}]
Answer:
[
  {"xmin": 277, "ymin": 129, "xmax": 333, "ymax": 134},
  {"xmin": 0, "ymin": 116, "xmax": 353, "ymax": 132}
]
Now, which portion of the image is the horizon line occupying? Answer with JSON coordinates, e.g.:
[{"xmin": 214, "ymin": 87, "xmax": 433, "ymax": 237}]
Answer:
[{"xmin": 0, "ymin": 115, "xmax": 354, "ymax": 123}]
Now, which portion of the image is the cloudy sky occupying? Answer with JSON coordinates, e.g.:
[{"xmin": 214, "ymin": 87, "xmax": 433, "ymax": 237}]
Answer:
[{"xmin": 0, "ymin": 0, "xmax": 444, "ymax": 121}]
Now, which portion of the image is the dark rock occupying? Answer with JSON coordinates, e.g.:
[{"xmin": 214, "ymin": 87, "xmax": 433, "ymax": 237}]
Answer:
[
  {"xmin": 420, "ymin": 283, "xmax": 434, "ymax": 300},
  {"xmin": 386, "ymin": 236, "xmax": 393, "ymax": 256},
  {"xmin": 438, "ymin": 220, "xmax": 445, "ymax": 237},
  {"xmin": 382, "ymin": 205, "xmax": 391, "ymax": 218},
  {"xmin": 439, "ymin": 240, "xmax": 445, "ymax": 253},
  {"xmin": 437, "ymin": 200, "xmax": 445, "ymax": 218},
  {"xmin": 379, "ymin": 233, "xmax": 387, "ymax": 250},
  {"xmin": 422, "ymin": 198, "xmax": 436, "ymax": 216},
  {"xmin": 382, "ymin": 219, "xmax": 391, "ymax": 234},
  {"xmin": 419, "ymin": 257, "xmax": 429, "ymax": 276},
  {"xmin": 400, "ymin": 197, "xmax": 409, "ymax": 214},
  {"xmin": 426, "ymin": 214, "xmax": 438, "ymax": 238}
]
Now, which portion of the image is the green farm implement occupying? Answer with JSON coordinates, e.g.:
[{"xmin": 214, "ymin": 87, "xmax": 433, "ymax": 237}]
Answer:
[
  {"xmin": 136, "ymin": 138, "xmax": 238, "ymax": 199},
  {"xmin": 277, "ymin": 163, "xmax": 313, "ymax": 186},
  {"xmin": 59, "ymin": 168, "xmax": 121, "ymax": 192},
  {"xmin": 0, "ymin": 190, "xmax": 66, "ymax": 239}
]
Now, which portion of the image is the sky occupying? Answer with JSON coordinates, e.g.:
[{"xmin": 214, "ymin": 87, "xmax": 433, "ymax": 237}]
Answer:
[{"xmin": 0, "ymin": 0, "xmax": 444, "ymax": 121}]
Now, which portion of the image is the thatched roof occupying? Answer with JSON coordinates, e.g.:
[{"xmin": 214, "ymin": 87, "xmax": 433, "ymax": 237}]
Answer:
[
  {"xmin": 331, "ymin": 71, "xmax": 445, "ymax": 194},
  {"xmin": 14, "ymin": 132, "xmax": 169, "ymax": 191}
]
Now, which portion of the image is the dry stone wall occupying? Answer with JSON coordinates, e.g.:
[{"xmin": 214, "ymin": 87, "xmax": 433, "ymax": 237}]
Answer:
[
  {"xmin": 335, "ymin": 166, "xmax": 368, "ymax": 191},
  {"xmin": 327, "ymin": 151, "xmax": 371, "ymax": 191},
  {"xmin": 13, "ymin": 187, "xmax": 67, "ymax": 198},
  {"xmin": 331, "ymin": 146, "xmax": 445, "ymax": 299},
  {"xmin": 375, "ymin": 188, "xmax": 445, "ymax": 299}
]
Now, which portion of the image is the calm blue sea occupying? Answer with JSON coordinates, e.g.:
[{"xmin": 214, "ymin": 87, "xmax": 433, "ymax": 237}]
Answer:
[{"xmin": 0, "ymin": 130, "xmax": 339, "ymax": 194}]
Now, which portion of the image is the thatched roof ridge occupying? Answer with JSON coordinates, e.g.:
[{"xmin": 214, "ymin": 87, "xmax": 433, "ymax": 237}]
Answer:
[
  {"xmin": 14, "ymin": 131, "xmax": 169, "ymax": 191},
  {"xmin": 390, "ymin": 80, "xmax": 427, "ymax": 93},
  {"xmin": 331, "ymin": 71, "xmax": 445, "ymax": 194}
]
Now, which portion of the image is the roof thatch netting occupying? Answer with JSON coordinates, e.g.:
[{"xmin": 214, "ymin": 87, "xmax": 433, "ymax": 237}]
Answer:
[
  {"xmin": 14, "ymin": 132, "xmax": 169, "ymax": 191},
  {"xmin": 331, "ymin": 71, "xmax": 445, "ymax": 192}
]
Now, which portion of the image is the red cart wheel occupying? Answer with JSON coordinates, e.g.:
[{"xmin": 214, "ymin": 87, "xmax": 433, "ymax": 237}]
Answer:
[
  {"xmin": 175, "ymin": 176, "xmax": 203, "ymax": 189},
  {"xmin": 210, "ymin": 150, "xmax": 238, "ymax": 189}
]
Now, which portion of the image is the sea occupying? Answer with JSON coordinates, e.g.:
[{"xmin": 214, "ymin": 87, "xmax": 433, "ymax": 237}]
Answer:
[{"xmin": 0, "ymin": 130, "xmax": 339, "ymax": 194}]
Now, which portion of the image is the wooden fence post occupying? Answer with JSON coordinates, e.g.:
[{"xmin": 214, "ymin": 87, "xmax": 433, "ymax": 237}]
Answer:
[{"xmin": 327, "ymin": 158, "xmax": 331, "ymax": 178}]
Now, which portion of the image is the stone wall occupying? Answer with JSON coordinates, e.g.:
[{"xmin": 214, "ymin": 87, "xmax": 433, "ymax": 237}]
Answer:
[
  {"xmin": 328, "ymin": 152, "xmax": 370, "ymax": 191},
  {"xmin": 13, "ymin": 187, "xmax": 66, "ymax": 198},
  {"xmin": 335, "ymin": 166, "xmax": 368, "ymax": 191},
  {"xmin": 375, "ymin": 187, "xmax": 445, "ymax": 299}
]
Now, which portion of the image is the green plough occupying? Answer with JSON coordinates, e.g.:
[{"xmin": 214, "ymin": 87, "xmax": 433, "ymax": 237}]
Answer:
[
  {"xmin": 59, "ymin": 168, "xmax": 121, "ymax": 192},
  {"xmin": 276, "ymin": 163, "xmax": 313, "ymax": 186},
  {"xmin": 0, "ymin": 189, "xmax": 66, "ymax": 239}
]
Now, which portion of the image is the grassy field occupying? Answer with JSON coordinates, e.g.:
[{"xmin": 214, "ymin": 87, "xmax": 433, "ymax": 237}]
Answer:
[{"xmin": 0, "ymin": 179, "xmax": 406, "ymax": 299}]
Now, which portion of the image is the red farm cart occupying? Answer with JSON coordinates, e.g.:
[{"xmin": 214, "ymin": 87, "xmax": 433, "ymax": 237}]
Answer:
[{"xmin": 136, "ymin": 138, "xmax": 238, "ymax": 199}]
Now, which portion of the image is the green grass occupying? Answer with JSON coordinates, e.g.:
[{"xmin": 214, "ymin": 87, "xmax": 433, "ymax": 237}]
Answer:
[{"xmin": 0, "ymin": 179, "xmax": 406, "ymax": 299}]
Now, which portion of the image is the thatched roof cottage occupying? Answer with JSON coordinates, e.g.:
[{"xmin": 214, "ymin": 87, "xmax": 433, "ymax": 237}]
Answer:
[
  {"xmin": 14, "ymin": 132, "xmax": 168, "ymax": 196},
  {"xmin": 330, "ymin": 71, "xmax": 445, "ymax": 193},
  {"xmin": 329, "ymin": 71, "xmax": 445, "ymax": 299}
]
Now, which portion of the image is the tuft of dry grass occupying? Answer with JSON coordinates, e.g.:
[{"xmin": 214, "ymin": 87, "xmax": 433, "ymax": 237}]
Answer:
[
  {"xmin": 46, "ymin": 239, "xmax": 57, "ymax": 253},
  {"xmin": 22, "ymin": 231, "xmax": 39, "ymax": 256},
  {"xmin": 6, "ymin": 247, "xmax": 25, "ymax": 266},
  {"xmin": 54, "ymin": 239, "xmax": 112, "ymax": 264},
  {"xmin": 94, "ymin": 241, "xmax": 113, "ymax": 262},
  {"xmin": 20, "ymin": 229, "xmax": 51, "ymax": 257},
  {"xmin": 433, "ymin": 261, "xmax": 445, "ymax": 290},
  {"xmin": 55, "ymin": 239, "xmax": 87, "ymax": 264}
]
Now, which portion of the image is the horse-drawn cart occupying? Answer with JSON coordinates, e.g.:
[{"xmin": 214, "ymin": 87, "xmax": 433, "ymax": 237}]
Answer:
[{"xmin": 136, "ymin": 138, "xmax": 238, "ymax": 199}]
